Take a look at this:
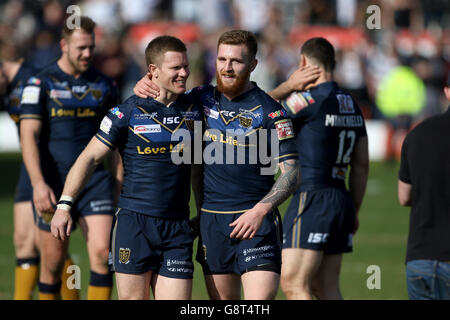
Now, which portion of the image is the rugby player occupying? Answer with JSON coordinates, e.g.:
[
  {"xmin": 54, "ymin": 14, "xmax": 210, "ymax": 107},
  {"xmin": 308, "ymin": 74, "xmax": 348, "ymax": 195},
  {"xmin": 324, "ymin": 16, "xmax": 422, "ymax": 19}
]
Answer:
[
  {"xmin": 1, "ymin": 58, "xmax": 79, "ymax": 300},
  {"xmin": 51, "ymin": 35, "xmax": 203, "ymax": 300},
  {"xmin": 269, "ymin": 37, "xmax": 369, "ymax": 300},
  {"xmin": 19, "ymin": 16, "xmax": 122, "ymax": 300},
  {"xmin": 134, "ymin": 30, "xmax": 300, "ymax": 300}
]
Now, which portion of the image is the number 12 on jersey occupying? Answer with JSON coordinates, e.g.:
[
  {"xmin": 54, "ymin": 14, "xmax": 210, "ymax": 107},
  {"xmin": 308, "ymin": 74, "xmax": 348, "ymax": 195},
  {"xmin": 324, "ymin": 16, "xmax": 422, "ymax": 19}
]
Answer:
[{"xmin": 336, "ymin": 130, "xmax": 356, "ymax": 165}]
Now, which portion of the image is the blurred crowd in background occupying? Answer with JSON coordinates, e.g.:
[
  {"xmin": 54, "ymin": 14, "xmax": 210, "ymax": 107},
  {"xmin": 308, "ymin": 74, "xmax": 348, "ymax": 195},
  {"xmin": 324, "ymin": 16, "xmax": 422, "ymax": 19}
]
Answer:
[{"xmin": 1, "ymin": 0, "xmax": 449, "ymax": 129}]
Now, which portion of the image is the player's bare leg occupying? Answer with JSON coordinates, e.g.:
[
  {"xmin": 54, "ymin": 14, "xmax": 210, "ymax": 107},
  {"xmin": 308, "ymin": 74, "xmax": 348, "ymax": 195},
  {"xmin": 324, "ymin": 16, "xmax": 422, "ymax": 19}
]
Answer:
[
  {"xmin": 39, "ymin": 228, "xmax": 69, "ymax": 284},
  {"xmin": 13, "ymin": 201, "xmax": 40, "ymax": 299},
  {"xmin": 116, "ymin": 271, "xmax": 152, "ymax": 300},
  {"xmin": 241, "ymin": 270, "xmax": 279, "ymax": 300},
  {"xmin": 79, "ymin": 215, "xmax": 113, "ymax": 299},
  {"xmin": 14, "ymin": 201, "xmax": 39, "ymax": 258},
  {"xmin": 280, "ymin": 248, "xmax": 323, "ymax": 299},
  {"xmin": 151, "ymin": 274, "xmax": 192, "ymax": 300},
  {"xmin": 314, "ymin": 253, "xmax": 343, "ymax": 300},
  {"xmin": 204, "ymin": 274, "xmax": 241, "ymax": 300}
]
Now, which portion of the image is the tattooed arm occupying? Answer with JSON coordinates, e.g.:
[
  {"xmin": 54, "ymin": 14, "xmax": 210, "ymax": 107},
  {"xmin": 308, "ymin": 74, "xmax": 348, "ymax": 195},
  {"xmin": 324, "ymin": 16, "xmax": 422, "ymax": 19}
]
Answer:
[{"xmin": 229, "ymin": 159, "xmax": 300, "ymax": 240}]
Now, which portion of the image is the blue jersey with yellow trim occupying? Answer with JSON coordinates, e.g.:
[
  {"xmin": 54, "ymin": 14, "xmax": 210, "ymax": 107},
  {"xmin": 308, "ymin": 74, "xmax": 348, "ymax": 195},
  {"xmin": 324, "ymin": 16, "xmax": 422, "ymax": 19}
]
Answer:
[
  {"xmin": 189, "ymin": 84, "xmax": 298, "ymax": 213},
  {"xmin": 281, "ymin": 81, "xmax": 367, "ymax": 192},
  {"xmin": 6, "ymin": 61, "xmax": 37, "ymax": 131},
  {"xmin": 20, "ymin": 62, "xmax": 119, "ymax": 175},
  {"xmin": 95, "ymin": 95, "xmax": 203, "ymax": 219}
]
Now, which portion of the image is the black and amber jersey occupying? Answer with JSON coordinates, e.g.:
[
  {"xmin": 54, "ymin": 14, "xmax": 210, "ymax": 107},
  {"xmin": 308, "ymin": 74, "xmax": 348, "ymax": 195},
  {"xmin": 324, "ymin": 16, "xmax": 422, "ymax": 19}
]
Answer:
[
  {"xmin": 20, "ymin": 62, "xmax": 119, "ymax": 176},
  {"xmin": 189, "ymin": 84, "xmax": 298, "ymax": 213},
  {"xmin": 281, "ymin": 81, "xmax": 367, "ymax": 192},
  {"xmin": 95, "ymin": 95, "xmax": 203, "ymax": 219}
]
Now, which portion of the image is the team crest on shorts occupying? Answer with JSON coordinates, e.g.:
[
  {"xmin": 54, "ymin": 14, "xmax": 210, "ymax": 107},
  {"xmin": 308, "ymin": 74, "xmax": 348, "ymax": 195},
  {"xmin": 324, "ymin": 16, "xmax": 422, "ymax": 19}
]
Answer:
[
  {"xmin": 119, "ymin": 248, "xmax": 131, "ymax": 264},
  {"xmin": 202, "ymin": 245, "xmax": 207, "ymax": 260},
  {"xmin": 239, "ymin": 115, "xmax": 253, "ymax": 128}
]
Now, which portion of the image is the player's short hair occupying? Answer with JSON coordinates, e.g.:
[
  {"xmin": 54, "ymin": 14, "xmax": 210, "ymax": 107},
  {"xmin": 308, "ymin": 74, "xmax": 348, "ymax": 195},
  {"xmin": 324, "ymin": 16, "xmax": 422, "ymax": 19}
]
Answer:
[
  {"xmin": 301, "ymin": 37, "xmax": 336, "ymax": 72},
  {"xmin": 62, "ymin": 16, "xmax": 96, "ymax": 40},
  {"xmin": 217, "ymin": 30, "xmax": 258, "ymax": 61},
  {"xmin": 145, "ymin": 35, "xmax": 187, "ymax": 67}
]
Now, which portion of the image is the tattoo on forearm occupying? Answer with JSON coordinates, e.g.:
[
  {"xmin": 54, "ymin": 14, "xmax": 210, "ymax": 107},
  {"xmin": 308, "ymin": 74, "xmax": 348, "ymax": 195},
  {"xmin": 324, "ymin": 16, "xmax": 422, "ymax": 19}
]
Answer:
[{"xmin": 261, "ymin": 160, "xmax": 299, "ymax": 208}]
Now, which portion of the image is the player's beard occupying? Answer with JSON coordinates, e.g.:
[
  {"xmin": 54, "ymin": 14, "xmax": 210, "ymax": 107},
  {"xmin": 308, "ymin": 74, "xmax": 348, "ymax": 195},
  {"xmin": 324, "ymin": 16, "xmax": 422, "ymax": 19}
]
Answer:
[
  {"xmin": 216, "ymin": 67, "xmax": 251, "ymax": 98},
  {"xmin": 69, "ymin": 55, "xmax": 91, "ymax": 74}
]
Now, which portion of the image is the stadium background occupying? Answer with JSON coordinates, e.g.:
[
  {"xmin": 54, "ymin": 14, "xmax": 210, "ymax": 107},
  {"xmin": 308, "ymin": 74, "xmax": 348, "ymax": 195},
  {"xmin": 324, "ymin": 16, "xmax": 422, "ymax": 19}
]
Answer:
[{"xmin": 0, "ymin": 0, "xmax": 449, "ymax": 299}]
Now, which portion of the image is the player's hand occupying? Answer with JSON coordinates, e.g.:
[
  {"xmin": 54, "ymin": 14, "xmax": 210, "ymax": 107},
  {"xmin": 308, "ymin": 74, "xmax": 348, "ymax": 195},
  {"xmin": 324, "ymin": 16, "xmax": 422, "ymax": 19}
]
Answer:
[
  {"xmin": 51, "ymin": 209, "xmax": 73, "ymax": 241},
  {"xmin": 189, "ymin": 215, "xmax": 200, "ymax": 239},
  {"xmin": 286, "ymin": 65, "xmax": 321, "ymax": 92},
  {"xmin": 33, "ymin": 181, "xmax": 57, "ymax": 216},
  {"xmin": 133, "ymin": 72, "xmax": 160, "ymax": 99},
  {"xmin": 229, "ymin": 208, "xmax": 266, "ymax": 240}
]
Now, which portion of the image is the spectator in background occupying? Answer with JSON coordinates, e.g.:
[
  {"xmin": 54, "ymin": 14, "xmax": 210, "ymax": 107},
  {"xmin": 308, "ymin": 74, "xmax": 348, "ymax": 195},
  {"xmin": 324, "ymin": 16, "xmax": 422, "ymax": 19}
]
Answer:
[{"xmin": 398, "ymin": 75, "xmax": 450, "ymax": 300}]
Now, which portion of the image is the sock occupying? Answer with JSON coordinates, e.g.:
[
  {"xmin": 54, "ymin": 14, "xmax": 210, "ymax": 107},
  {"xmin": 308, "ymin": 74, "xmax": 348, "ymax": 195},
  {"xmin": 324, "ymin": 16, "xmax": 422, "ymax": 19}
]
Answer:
[
  {"xmin": 87, "ymin": 270, "xmax": 113, "ymax": 300},
  {"xmin": 60, "ymin": 256, "xmax": 80, "ymax": 300},
  {"xmin": 14, "ymin": 257, "xmax": 40, "ymax": 300},
  {"xmin": 38, "ymin": 281, "xmax": 61, "ymax": 300}
]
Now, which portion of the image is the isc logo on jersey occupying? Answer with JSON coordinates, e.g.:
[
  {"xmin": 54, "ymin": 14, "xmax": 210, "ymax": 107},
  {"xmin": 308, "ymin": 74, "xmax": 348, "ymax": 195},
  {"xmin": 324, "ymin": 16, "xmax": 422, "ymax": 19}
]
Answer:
[
  {"xmin": 307, "ymin": 233, "xmax": 329, "ymax": 244},
  {"xmin": 163, "ymin": 117, "xmax": 180, "ymax": 124}
]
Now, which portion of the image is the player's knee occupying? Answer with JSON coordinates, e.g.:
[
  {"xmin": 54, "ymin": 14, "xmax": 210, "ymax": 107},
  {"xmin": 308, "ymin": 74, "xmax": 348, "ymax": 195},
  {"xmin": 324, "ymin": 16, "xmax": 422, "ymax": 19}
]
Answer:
[{"xmin": 89, "ymin": 244, "xmax": 110, "ymax": 266}]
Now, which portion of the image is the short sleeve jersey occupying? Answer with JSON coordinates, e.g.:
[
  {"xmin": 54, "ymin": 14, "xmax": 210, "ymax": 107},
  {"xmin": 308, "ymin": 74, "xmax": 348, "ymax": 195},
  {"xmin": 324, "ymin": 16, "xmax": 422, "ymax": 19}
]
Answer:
[
  {"xmin": 6, "ymin": 61, "xmax": 37, "ymax": 132},
  {"xmin": 189, "ymin": 84, "xmax": 298, "ymax": 213},
  {"xmin": 281, "ymin": 81, "xmax": 367, "ymax": 192},
  {"xmin": 20, "ymin": 62, "xmax": 119, "ymax": 176},
  {"xmin": 95, "ymin": 95, "xmax": 203, "ymax": 219}
]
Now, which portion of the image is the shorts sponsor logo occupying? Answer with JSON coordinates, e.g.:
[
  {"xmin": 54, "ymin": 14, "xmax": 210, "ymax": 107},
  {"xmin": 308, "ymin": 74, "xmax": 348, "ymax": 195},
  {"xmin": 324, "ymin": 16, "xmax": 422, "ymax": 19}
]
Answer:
[
  {"xmin": 90, "ymin": 200, "xmax": 114, "ymax": 212},
  {"xmin": 166, "ymin": 259, "xmax": 193, "ymax": 273},
  {"xmin": 100, "ymin": 116, "xmax": 112, "ymax": 134},
  {"xmin": 119, "ymin": 248, "xmax": 131, "ymax": 264},
  {"xmin": 133, "ymin": 124, "xmax": 161, "ymax": 133},
  {"xmin": 275, "ymin": 119, "xmax": 294, "ymax": 140},
  {"xmin": 307, "ymin": 232, "xmax": 329, "ymax": 244}
]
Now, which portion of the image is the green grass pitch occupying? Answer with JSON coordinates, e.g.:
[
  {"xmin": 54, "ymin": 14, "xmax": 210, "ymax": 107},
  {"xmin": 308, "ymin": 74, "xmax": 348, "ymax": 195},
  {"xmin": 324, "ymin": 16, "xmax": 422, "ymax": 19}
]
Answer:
[{"xmin": 0, "ymin": 153, "xmax": 409, "ymax": 299}]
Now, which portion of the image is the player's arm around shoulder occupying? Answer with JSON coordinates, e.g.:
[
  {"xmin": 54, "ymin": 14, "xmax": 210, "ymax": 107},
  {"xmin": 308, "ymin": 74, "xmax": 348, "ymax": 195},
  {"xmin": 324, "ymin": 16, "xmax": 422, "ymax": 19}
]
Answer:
[{"xmin": 268, "ymin": 65, "xmax": 321, "ymax": 101}]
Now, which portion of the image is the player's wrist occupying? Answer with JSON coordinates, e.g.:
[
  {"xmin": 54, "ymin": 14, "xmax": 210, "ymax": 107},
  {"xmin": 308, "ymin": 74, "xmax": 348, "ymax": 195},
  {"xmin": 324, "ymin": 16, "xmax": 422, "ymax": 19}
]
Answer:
[{"xmin": 56, "ymin": 195, "xmax": 73, "ymax": 211}]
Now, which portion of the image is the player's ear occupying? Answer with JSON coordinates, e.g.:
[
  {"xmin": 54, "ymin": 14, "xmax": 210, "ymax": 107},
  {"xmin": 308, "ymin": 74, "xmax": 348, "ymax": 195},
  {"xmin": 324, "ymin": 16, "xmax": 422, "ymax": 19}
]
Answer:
[
  {"xmin": 249, "ymin": 58, "xmax": 258, "ymax": 72},
  {"xmin": 60, "ymin": 38, "xmax": 68, "ymax": 53},
  {"xmin": 300, "ymin": 54, "xmax": 307, "ymax": 67},
  {"xmin": 148, "ymin": 64, "xmax": 159, "ymax": 79}
]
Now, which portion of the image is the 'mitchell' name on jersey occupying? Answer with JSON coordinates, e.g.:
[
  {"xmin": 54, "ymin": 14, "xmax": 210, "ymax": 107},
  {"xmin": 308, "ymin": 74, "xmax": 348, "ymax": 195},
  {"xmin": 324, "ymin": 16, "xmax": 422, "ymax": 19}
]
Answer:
[
  {"xmin": 282, "ymin": 81, "xmax": 367, "ymax": 192},
  {"xmin": 95, "ymin": 95, "xmax": 203, "ymax": 219},
  {"xmin": 20, "ymin": 62, "xmax": 119, "ymax": 173}
]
